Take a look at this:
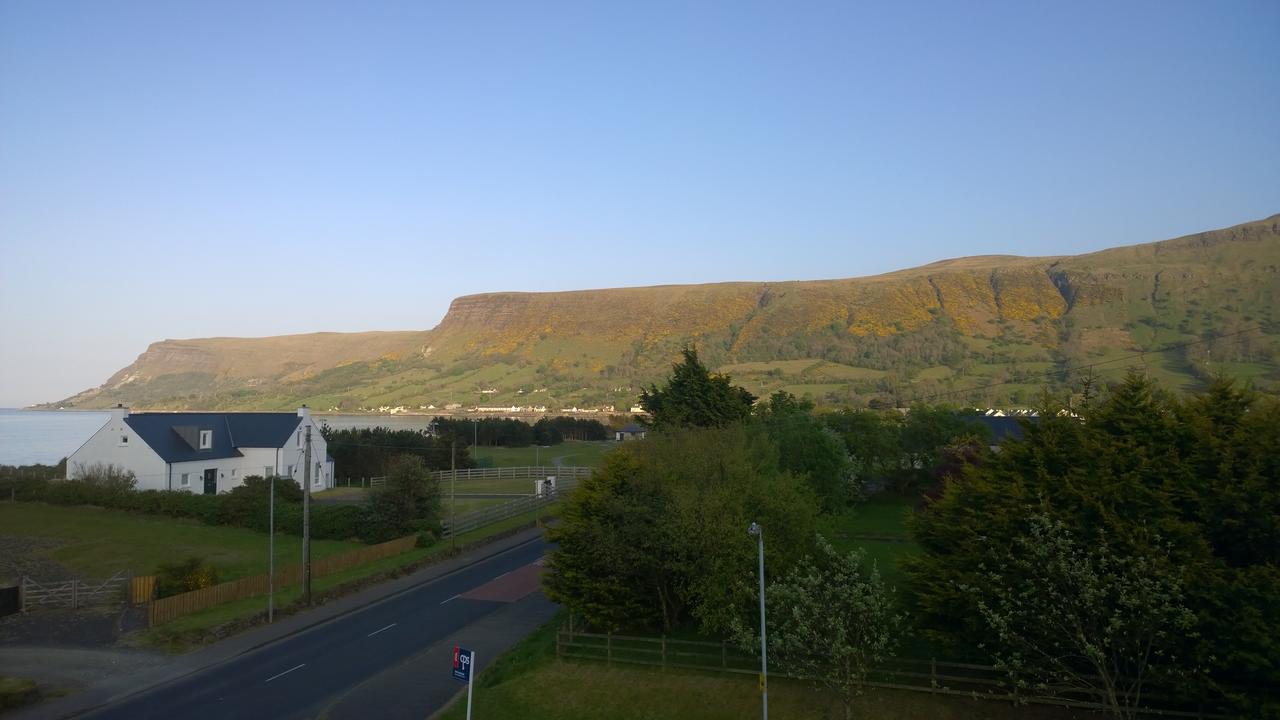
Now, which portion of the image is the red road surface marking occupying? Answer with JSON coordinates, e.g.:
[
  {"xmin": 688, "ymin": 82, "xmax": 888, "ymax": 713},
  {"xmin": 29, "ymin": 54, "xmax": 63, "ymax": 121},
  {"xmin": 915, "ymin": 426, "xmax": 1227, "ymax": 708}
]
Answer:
[{"xmin": 460, "ymin": 563, "xmax": 545, "ymax": 603}]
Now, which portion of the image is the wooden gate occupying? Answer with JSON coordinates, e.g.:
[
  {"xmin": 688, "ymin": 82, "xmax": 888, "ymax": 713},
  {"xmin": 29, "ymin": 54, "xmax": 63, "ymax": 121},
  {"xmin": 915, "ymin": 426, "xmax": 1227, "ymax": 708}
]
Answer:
[{"xmin": 21, "ymin": 570, "xmax": 130, "ymax": 610}]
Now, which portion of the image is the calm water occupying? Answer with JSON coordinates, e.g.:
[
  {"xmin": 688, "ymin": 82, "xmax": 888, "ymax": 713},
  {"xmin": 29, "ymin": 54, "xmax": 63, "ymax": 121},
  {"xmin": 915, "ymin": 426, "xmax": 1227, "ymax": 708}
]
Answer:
[
  {"xmin": 314, "ymin": 414, "xmax": 439, "ymax": 433},
  {"xmin": 0, "ymin": 408, "xmax": 110, "ymax": 466}
]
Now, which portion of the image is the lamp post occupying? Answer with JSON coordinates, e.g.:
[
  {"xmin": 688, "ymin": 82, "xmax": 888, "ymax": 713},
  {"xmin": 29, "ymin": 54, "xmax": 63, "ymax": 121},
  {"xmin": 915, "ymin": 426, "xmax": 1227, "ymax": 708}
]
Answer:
[{"xmin": 748, "ymin": 521, "xmax": 768, "ymax": 720}]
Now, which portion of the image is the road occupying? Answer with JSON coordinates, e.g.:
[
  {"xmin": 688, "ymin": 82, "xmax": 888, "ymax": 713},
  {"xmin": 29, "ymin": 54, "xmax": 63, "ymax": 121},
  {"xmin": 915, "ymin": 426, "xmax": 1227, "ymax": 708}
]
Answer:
[{"xmin": 83, "ymin": 536, "xmax": 551, "ymax": 720}]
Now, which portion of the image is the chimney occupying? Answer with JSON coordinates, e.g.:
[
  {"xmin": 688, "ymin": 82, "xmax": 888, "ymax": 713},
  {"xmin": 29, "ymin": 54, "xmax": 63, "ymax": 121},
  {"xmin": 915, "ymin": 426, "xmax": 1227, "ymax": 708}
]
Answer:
[
  {"xmin": 111, "ymin": 403, "xmax": 130, "ymax": 422},
  {"xmin": 297, "ymin": 405, "xmax": 310, "ymax": 420}
]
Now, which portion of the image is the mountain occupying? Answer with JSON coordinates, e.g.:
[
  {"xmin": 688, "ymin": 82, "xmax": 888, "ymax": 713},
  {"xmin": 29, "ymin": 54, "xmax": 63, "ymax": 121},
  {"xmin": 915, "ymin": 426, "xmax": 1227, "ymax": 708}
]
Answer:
[{"xmin": 54, "ymin": 215, "xmax": 1280, "ymax": 411}]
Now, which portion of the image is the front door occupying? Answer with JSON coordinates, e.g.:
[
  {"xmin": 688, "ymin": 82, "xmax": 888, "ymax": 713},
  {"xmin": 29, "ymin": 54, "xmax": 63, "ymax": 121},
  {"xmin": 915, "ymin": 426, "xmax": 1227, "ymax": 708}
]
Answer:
[{"xmin": 203, "ymin": 468, "xmax": 217, "ymax": 495}]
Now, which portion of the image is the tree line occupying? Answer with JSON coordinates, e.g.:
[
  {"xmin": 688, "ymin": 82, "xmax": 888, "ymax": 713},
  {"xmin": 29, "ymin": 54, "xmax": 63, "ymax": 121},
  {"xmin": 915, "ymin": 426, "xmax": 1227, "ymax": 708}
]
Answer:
[
  {"xmin": 546, "ymin": 347, "xmax": 1278, "ymax": 717},
  {"xmin": 429, "ymin": 416, "xmax": 608, "ymax": 448}
]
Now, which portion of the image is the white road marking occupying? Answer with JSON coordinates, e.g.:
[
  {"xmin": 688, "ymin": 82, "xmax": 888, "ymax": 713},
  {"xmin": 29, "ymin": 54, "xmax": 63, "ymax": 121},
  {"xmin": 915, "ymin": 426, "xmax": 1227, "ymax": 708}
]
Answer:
[
  {"xmin": 440, "ymin": 593, "xmax": 460, "ymax": 605},
  {"xmin": 367, "ymin": 623, "xmax": 397, "ymax": 637},
  {"xmin": 265, "ymin": 663, "xmax": 306, "ymax": 683}
]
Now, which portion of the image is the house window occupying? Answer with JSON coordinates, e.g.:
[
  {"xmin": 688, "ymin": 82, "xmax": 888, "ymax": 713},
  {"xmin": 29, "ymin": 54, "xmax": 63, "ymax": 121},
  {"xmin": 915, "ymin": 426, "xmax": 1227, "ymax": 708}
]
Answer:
[
  {"xmin": 199, "ymin": 430, "xmax": 212, "ymax": 449},
  {"xmin": 231, "ymin": 469, "xmax": 238, "ymax": 477},
  {"xmin": 314, "ymin": 463, "xmax": 322, "ymax": 486},
  {"xmin": 265, "ymin": 466, "xmax": 273, "ymax": 477},
  {"xmin": 297, "ymin": 431, "xmax": 301, "ymax": 447},
  {"xmin": 180, "ymin": 473, "xmax": 190, "ymax": 487},
  {"xmin": 119, "ymin": 434, "xmax": 128, "ymax": 445},
  {"xmin": 287, "ymin": 465, "xmax": 294, "ymax": 476}
]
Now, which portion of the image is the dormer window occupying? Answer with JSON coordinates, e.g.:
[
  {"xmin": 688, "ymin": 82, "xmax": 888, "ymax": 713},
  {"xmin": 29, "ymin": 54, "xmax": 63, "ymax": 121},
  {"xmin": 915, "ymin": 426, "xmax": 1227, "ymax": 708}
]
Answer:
[
  {"xmin": 119, "ymin": 434, "xmax": 128, "ymax": 445},
  {"xmin": 199, "ymin": 430, "xmax": 213, "ymax": 449}
]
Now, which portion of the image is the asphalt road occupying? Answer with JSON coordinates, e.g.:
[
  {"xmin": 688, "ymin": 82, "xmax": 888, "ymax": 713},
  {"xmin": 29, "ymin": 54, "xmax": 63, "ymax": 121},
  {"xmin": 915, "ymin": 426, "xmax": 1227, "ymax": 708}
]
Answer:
[{"xmin": 83, "ymin": 537, "xmax": 550, "ymax": 720}]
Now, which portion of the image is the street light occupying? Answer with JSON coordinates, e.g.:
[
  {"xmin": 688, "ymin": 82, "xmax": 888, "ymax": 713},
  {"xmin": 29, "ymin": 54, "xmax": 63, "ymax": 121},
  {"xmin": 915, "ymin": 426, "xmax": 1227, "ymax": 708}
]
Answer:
[{"xmin": 748, "ymin": 521, "xmax": 768, "ymax": 720}]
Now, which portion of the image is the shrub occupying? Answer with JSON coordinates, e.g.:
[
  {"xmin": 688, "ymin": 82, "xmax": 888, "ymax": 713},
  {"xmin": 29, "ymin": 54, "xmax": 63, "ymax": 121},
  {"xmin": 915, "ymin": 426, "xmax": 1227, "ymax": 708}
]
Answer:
[
  {"xmin": 309, "ymin": 504, "xmax": 365, "ymax": 541},
  {"xmin": 155, "ymin": 557, "xmax": 220, "ymax": 598}
]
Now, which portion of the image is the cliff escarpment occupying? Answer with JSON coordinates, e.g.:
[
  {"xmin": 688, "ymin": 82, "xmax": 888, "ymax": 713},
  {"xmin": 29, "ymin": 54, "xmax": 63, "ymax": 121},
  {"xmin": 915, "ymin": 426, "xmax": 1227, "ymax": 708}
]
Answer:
[{"xmin": 55, "ymin": 214, "xmax": 1280, "ymax": 410}]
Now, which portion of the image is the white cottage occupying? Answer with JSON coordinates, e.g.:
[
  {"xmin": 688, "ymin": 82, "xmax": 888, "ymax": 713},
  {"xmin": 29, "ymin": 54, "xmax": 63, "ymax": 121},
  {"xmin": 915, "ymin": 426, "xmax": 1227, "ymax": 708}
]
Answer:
[{"xmin": 67, "ymin": 405, "xmax": 334, "ymax": 494}]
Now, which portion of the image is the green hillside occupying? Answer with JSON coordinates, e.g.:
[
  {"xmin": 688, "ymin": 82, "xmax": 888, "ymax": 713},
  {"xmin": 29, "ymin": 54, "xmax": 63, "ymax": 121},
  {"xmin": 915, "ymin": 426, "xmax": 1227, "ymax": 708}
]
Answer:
[{"xmin": 53, "ymin": 214, "xmax": 1280, "ymax": 411}]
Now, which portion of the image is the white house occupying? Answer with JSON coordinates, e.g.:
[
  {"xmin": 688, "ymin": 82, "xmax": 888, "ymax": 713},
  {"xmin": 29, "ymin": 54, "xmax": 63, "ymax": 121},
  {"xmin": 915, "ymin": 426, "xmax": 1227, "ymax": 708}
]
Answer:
[{"xmin": 67, "ymin": 405, "xmax": 334, "ymax": 494}]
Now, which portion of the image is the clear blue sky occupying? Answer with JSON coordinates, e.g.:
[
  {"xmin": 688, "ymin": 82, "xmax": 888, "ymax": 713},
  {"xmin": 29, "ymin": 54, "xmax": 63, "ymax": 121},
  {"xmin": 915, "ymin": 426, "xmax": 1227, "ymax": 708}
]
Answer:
[{"xmin": 1, "ymin": 0, "xmax": 1277, "ymax": 407}]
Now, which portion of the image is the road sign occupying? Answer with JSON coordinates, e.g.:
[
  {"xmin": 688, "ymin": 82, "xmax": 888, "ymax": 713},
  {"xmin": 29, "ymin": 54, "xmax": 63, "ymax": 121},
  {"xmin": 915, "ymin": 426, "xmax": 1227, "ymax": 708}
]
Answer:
[{"xmin": 452, "ymin": 646, "xmax": 473, "ymax": 683}]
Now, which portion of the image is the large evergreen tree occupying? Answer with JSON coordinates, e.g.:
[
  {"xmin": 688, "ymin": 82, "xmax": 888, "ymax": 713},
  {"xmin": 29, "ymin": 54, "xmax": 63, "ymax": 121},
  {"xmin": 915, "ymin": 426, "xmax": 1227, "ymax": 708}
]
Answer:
[
  {"xmin": 638, "ymin": 347, "xmax": 755, "ymax": 431},
  {"xmin": 906, "ymin": 371, "xmax": 1280, "ymax": 715}
]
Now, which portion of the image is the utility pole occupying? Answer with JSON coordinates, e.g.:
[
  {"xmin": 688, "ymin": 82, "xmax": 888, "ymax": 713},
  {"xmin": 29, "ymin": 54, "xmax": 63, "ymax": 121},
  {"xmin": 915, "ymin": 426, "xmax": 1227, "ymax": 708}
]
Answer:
[
  {"xmin": 268, "ymin": 471, "xmax": 275, "ymax": 622},
  {"xmin": 450, "ymin": 440, "xmax": 457, "ymax": 551},
  {"xmin": 749, "ymin": 521, "xmax": 768, "ymax": 720},
  {"xmin": 303, "ymin": 425, "xmax": 313, "ymax": 605}
]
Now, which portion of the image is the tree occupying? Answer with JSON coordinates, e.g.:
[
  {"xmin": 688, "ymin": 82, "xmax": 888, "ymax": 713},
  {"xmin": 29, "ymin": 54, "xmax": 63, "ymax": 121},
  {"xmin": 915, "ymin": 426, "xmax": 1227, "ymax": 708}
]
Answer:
[
  {"xmin": 362, "ymin": 454, "xmax": 441, "ymax": 542},
  {"xmin": 907, "ymin": 372, "xmax": 1280, "ymax": 715},
  {"xmin": 964, "ymin": 514, "xmax": 1196, "ymax": 719},
  {"xmin": 545, "ymin": 424, "xmax": 819, "ymax": 634},
  {"xmin": 733, "ymin": 535, "xmax": 904, "ymax": 720},
  {"xmin": 823, "ymin": 409, "xmax": 903, "ymax": 486},
  {"xmin": 638, "ymin": 347, "xmax": 755, "ymax": 431},
  {"xmin": 757, "ymin": 392, "xmax": 855, "ymax": 512}
]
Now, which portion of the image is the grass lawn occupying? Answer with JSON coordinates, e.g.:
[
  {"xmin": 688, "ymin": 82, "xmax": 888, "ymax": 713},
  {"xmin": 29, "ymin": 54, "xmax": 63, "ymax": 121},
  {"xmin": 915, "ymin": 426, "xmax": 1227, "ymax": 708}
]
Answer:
[
  {"xmin": 0, "ymin": 503, "xmax": 362, "ymax": 581},
  {"xmin": 311, "ymin": 487, "xmax": 366, "ymax": 499},
  {"xmin": 433, "ymin": 616, "xmax": 1090, "ymax": 720},
  {"xmin": 472, "ymin": 440, "xmax": 615, "ymax": 469},
  {"xmin": 0, "ymin": 676, "xmax": 39, "ymax": 714},
  {"xmin": 820, "ymin": 493, "xmax": 914, "ymax": 539},
  {"xmin": 819, "ymin": 494, "xmax": 918, "ymax": 584}
]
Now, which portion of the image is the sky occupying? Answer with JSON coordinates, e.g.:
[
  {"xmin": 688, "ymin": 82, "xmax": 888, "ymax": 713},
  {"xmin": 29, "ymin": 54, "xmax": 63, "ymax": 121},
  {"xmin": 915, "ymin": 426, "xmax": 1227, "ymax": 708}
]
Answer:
[{"xmin": 1, "ymin": 0, "xmax": 1278, "ymax": 407}]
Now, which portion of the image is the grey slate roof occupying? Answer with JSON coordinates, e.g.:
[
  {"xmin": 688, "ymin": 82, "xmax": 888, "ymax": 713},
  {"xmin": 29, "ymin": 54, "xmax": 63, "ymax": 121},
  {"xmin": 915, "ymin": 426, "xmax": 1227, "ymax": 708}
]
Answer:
[
  {"xmin": 964, "ymin": 415, "xmax": 1028, "ymax": 444},
  {"xmin": 618, "ymin": 423, "xmax": 646, "ymax": 434},
  {"xmin": 124, "ymin": 412, "xmax": 302, "ymax": 464}
]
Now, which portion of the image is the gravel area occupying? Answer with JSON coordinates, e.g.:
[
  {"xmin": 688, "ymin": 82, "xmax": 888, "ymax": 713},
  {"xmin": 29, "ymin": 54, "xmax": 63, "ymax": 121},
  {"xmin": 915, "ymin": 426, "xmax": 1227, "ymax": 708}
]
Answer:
[{"xmin": 0, "ymin": 538, "xmax": 75, "ymax": 585}]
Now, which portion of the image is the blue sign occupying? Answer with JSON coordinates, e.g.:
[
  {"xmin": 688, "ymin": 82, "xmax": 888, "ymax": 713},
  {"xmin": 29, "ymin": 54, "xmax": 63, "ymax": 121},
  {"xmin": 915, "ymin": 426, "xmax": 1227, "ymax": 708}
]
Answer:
[{"xmin": 452, "ymin": 646, "xmax": 473, "ymax": 683}]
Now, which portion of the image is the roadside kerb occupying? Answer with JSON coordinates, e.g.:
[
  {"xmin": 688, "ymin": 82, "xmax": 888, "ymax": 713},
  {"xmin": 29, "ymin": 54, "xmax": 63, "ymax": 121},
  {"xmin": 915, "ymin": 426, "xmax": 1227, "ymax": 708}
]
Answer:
[{"xmin": 13, "ymin": 526, "xmax": 550, "ymax": 720}]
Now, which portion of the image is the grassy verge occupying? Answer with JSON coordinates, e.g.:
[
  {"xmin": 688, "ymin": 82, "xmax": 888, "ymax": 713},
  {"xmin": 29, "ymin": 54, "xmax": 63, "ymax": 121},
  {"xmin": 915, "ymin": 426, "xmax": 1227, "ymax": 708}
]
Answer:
[
  {"xmin": 0, "ymin": 676, "xmax": 39, "ymax": 714},
  {"xmin": 432, "ymin": 627, "xmax": 1086, "ymax": 720},
  {"xmin": 135, "ymin": 504, "xmax": 563, "ymax": 653},
  {"xmin": 0, "ymin": 503, "xmax": 362, "ymax": 580}
]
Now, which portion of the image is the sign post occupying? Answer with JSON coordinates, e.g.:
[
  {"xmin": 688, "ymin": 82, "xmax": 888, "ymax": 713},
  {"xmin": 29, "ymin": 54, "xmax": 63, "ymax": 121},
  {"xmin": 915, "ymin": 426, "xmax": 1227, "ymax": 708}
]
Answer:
[{"xmin": 452, "ymin": 645, "xmax": 475, "ymax": 719}]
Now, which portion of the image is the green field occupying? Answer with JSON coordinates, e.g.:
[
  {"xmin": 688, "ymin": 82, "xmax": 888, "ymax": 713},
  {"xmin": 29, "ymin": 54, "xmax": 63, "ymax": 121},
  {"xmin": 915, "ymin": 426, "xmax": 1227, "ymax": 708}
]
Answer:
[
  {"xmin": 472, "ymin": 440, "xmax": 615, "ymax": 469},
  {"xmin": 0, "ymin": 503, "xmax": 361, "ymax": 581},
  {"xmin": 818, "ymin": 494, "xmax": 918, "ymax": 583}
]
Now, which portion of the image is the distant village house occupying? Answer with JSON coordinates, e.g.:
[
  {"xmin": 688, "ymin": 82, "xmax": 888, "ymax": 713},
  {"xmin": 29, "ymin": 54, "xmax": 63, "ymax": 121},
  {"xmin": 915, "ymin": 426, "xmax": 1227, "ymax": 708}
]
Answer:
[{"xmin": 614, "ymin": 423, "xmax": 647, "ymax": 441}]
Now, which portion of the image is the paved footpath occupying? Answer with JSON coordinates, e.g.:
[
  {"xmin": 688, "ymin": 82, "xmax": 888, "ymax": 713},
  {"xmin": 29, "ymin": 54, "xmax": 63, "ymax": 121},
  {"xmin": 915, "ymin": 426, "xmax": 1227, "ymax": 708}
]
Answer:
[{"xmin": 14, "ymin": 527, "xmax": 557, "ymax": 720}]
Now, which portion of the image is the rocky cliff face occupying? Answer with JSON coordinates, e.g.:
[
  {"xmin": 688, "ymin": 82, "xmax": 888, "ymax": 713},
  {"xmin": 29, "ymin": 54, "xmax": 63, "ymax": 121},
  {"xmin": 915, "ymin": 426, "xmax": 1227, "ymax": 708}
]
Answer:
[{"xmin": 55, "ymin": 214, "xmax": 1280, "ymax": 410}]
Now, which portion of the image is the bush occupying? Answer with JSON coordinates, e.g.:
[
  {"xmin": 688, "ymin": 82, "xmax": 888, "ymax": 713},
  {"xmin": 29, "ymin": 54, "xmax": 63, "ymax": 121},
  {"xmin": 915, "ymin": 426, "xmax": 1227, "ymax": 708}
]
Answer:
[
  {"xmin": 155, "ymin": 556, "xmax": 220, "ymax": 598},
  {"xmin": 309, "ymin": 504, "xmax": 365, "ymax": 541}
]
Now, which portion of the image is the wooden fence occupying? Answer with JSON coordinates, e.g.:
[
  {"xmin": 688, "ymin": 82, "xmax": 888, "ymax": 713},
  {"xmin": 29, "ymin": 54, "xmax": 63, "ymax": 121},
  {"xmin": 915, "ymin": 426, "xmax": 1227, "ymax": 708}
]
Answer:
[
  {"xmin": 442, "ymin": 479, "xmax": 577, "ymax": 537},
  {"xmin": 432, "ymin": 466, "xmax": 592, "ymax": 483},
  {"xmin": 21, "ymin": 570, "xmax": 130, "ymax": 610},
  {"xmin": 556, "ymin": 627, "xmax": 1231, "ymax": 719},
  {"xmin": 147, "ymin": 534, "xmax": 418, "ymax": 626}
]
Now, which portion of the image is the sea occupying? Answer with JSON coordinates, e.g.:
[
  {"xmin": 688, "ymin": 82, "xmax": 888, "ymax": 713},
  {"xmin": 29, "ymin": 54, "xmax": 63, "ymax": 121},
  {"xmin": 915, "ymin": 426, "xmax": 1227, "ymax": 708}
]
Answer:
[
  {"xmin": 0, "ymin": 408, "xmax": 435, "ymax": 467},
  {"xmin": 0, "ymin": 408, "xmax": 110, "ymax": 466}
]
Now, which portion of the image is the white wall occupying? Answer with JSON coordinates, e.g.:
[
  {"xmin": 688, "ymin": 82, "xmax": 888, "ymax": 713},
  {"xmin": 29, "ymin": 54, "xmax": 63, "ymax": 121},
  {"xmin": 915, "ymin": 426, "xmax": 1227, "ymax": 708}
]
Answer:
[
  {"xmin": 286, "ymin": 409, "xmax": 332, "ymax": 491},
  {"xmin": 169, "ymin": 456, "xmax": 252, "ymax": 494},
  {"xmin": 66, "ymin": 410, "xmax": 168, "ymax": 490}
]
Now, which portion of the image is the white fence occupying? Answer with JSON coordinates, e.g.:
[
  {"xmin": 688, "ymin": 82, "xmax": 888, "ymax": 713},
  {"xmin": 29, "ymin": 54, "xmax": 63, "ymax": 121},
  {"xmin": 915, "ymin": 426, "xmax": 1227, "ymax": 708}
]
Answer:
[
  {"xmin": 441, "ymin": 477, "xmax": 581, "ymax": 537},
  {"xmin": 432, "ymin": 466, "xmax": 592, "ymax": 483},
  {"xmin": 21, "ymin": 570, "xmax": 130, "ymax": 610}
]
